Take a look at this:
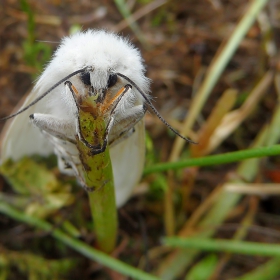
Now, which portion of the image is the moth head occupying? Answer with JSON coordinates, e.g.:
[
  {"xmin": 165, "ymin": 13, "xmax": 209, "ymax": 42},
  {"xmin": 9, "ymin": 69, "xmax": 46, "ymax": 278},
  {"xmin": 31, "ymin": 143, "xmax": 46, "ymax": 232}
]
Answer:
[
  {"xmin": 36, "ymin": 30, "xmax": 149, "ymax": 96},
  {"xmin": 79, "ymin": 70, "xmax": 119, "ymax": 101}
]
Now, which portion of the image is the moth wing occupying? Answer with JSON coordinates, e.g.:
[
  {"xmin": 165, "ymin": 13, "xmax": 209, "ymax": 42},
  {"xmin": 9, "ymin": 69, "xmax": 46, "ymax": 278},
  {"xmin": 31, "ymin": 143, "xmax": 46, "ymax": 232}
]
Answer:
[
  {"xmin": 0, "ymin": 89, "xmax": 53, "ymax": 162},
  {"xmin": 110, "ymin": 119, "xmax": 145, "ymax": 207}
]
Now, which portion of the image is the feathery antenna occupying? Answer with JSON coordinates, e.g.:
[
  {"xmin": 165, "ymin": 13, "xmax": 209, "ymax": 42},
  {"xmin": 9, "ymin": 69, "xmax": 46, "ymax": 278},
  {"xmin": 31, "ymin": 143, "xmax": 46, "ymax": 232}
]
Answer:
[
  {"xmin": 117, "ymin": 73, "xmax": 197, "ymax": 144},
  {"xmin": 0, "ymin": 68, "xmax": 89, "ymax": 121}
]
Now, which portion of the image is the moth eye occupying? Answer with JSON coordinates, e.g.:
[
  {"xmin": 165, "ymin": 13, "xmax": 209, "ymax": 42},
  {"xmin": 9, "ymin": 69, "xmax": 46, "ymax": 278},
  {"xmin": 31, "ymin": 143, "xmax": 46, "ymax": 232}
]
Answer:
[
  {"xmin": 107, "ymin": 73, "xmax": 118, "ymax": 88},
  {"xmin": 80, "ymin": 72, "xmax": 91, "ymax": 86}
]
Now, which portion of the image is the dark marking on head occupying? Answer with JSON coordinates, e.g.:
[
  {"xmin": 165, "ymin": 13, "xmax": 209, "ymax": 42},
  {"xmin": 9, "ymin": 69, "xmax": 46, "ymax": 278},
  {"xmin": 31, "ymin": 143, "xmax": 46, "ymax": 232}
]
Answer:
[
  {"xmin": 80, "ymin": 71, "xmax": 91, "ymax": 86},
  {"xmin": 107, "ymin": 73, "xmax": 118, "ymax": 88}
]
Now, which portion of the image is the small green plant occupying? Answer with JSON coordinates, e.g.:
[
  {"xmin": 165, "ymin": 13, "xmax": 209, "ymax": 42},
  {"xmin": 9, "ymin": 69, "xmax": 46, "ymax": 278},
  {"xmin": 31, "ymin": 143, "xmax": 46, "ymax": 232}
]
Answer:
[
  {"xmin": 0, "ymin": 249, "xmax": 75, "ymax": 280},
  {"xmin": 20, "ymin": 0, "xmax": 51, "ymax": 75}
]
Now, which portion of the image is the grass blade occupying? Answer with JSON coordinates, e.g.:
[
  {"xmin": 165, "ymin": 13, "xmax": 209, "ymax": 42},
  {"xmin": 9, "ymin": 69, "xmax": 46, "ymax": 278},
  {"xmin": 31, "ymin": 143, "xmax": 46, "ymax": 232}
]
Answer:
[
  {"xmin": 163, "ymin": 237, "xmax": 280, "ymax": 258},
  {"xmin": 0, "ymin": 201, "xmax": 160, "ymax": 280}
]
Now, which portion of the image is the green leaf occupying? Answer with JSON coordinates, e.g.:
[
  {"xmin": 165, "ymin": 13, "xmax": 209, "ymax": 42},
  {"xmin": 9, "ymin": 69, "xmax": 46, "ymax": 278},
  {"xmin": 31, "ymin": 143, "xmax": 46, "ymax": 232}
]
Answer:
[
  {"xmin": 0, "ymin": 157, "xmax": 74, "ymax": 218},
  {"xmin": 185, "ymin": 254, "xmax": 218, "ymax": 280}
]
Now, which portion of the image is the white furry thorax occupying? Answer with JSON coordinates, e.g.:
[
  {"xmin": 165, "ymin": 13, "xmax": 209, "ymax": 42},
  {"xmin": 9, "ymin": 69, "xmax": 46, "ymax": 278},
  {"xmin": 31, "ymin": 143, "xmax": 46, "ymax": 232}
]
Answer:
[{"xmin": 33, "ymin": 30, "xmax": 150, "ymax": 120}]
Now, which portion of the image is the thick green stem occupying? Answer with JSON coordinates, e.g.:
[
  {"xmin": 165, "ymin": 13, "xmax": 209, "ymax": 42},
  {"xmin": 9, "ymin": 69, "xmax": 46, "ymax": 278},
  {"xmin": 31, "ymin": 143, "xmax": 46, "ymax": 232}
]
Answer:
[
  {"xmin": 88, "ymin": 179, "xmax": 117, "ymax": 253},
  {"xmin": 77, "ymin": 96, "xmax": 117, "ymax": 253}
]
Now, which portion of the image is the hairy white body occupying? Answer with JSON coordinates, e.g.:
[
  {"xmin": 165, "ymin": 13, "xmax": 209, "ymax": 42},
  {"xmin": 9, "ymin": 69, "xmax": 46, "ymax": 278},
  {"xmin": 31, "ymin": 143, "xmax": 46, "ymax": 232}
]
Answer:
[{"xmin": 1, "ymin": 30, "xmax": 150, "ymax": 207}]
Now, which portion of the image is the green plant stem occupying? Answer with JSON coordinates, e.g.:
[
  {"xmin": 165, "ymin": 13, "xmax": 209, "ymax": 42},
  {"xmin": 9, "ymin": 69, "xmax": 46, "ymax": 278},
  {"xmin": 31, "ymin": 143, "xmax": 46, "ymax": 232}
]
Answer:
[
  {"xmin": 163, "ymin": 237, "xmax": 280, "ymax": 258},
  {"xmin": 0, "ymin": 201, "xmax": 159, "ymax": 280},
  {"xmin": 77, "ymin": 95, "xmax": 117, "ymax": 253},
  {"xmin": 144, "ymin": 144, "xmax": 280, "ymax": 175},
  {"xmin": 88, "ymin": 184, "xmax": 117, "ymax": 253}
]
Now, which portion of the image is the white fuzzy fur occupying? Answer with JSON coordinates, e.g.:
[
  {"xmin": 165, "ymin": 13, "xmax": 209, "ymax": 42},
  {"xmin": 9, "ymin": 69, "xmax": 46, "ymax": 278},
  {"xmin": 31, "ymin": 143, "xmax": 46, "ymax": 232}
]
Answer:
[{"xmin": 36, "ymin": 30, "xmax": 150, "ymax": 121}]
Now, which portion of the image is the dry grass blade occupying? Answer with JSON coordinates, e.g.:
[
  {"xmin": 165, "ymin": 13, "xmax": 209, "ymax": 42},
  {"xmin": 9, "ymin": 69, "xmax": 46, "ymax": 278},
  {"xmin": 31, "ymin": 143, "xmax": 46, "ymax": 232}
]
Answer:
[
  {"xmin": 191, "ymin": 88, "xmax": 237, "ymax": 157},
  {"xmin": 114, "ymin": 0, "xmax": 167, "ymax": 32},
  {"xmin": 224, "ymin": 183, "xmax": 280, "ymax": 195},
  {"xmin": 208, "ymin": 197, "xmax": 258, "ymax": 279},
  {"xmin": 114, "ymin": 0, "xmax": 148, "ymax": 47},
  {"xmin": 206, "ymin": 70, "xmax": 274, "ymax": 153}
]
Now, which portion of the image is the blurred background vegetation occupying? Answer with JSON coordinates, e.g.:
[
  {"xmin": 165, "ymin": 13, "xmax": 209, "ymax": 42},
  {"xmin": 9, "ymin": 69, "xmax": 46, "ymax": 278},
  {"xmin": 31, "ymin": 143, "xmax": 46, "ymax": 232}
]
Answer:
[{"xmin": 1, "ymin": 0, "xmax": 280, "ymax": 279}]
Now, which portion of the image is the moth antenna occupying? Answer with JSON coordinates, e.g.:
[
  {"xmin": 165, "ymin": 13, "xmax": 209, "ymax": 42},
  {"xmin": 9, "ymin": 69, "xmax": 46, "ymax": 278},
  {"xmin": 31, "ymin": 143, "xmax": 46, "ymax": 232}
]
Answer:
[
  {"xmin": 117, "ymin": 72, "xmax": 197, "ymax": 144},
  {"xmin": 35, "ymin": 40, "xmax": 60, "ymax": 44},
  {"xmin": 1, "ymin": 67, "xmax": 90, "ymax": 121}
]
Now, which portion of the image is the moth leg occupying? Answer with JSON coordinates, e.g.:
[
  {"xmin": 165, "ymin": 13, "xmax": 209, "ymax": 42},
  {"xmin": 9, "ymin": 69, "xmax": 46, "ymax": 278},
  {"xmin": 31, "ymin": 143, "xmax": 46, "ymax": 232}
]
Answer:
[
  {"xmin": 63, "ymin": 81, "xmax": 104, "ymax": 152},
  {"xmin": 86, "ymin": 84, "xmax": 136, "ymax": 153},
  {"xmin": 42, "ymin": 131, "xmax": 96, "ymax": 191},
  {"xmin": 79, "ymin": 85, "xmax": 132, "ymax": 154},
  {"xmin": 29, "ymin": 112, "xmax": 99, "ymax": 191},
  {"xmin": 56, "ymin": 146, "xmax": 108, "ymax": 192},
  {"xmin": 29, "ymin": 113, "xmax": 81, "ymax": 175},
  {"xmin": 29, "ymin": 113, "xmax": 76, "ymax": 144},
  {"xmin": 109, "ymin": 104, "xmax": 147, "ymax": 146},
  {"xmin": 54, "ymin": 142, "xmax": 96, "ymax": 191},
  {"xmin": 71, "ymin": 83, "xmax": 132, "ymax": 155}
]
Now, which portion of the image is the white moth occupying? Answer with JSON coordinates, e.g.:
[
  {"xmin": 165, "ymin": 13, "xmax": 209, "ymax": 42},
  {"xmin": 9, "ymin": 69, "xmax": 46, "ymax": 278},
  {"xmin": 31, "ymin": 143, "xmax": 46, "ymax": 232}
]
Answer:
[{"xmin": 0, "ymin": 30, "xmax": 193, "ymax": 207}]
